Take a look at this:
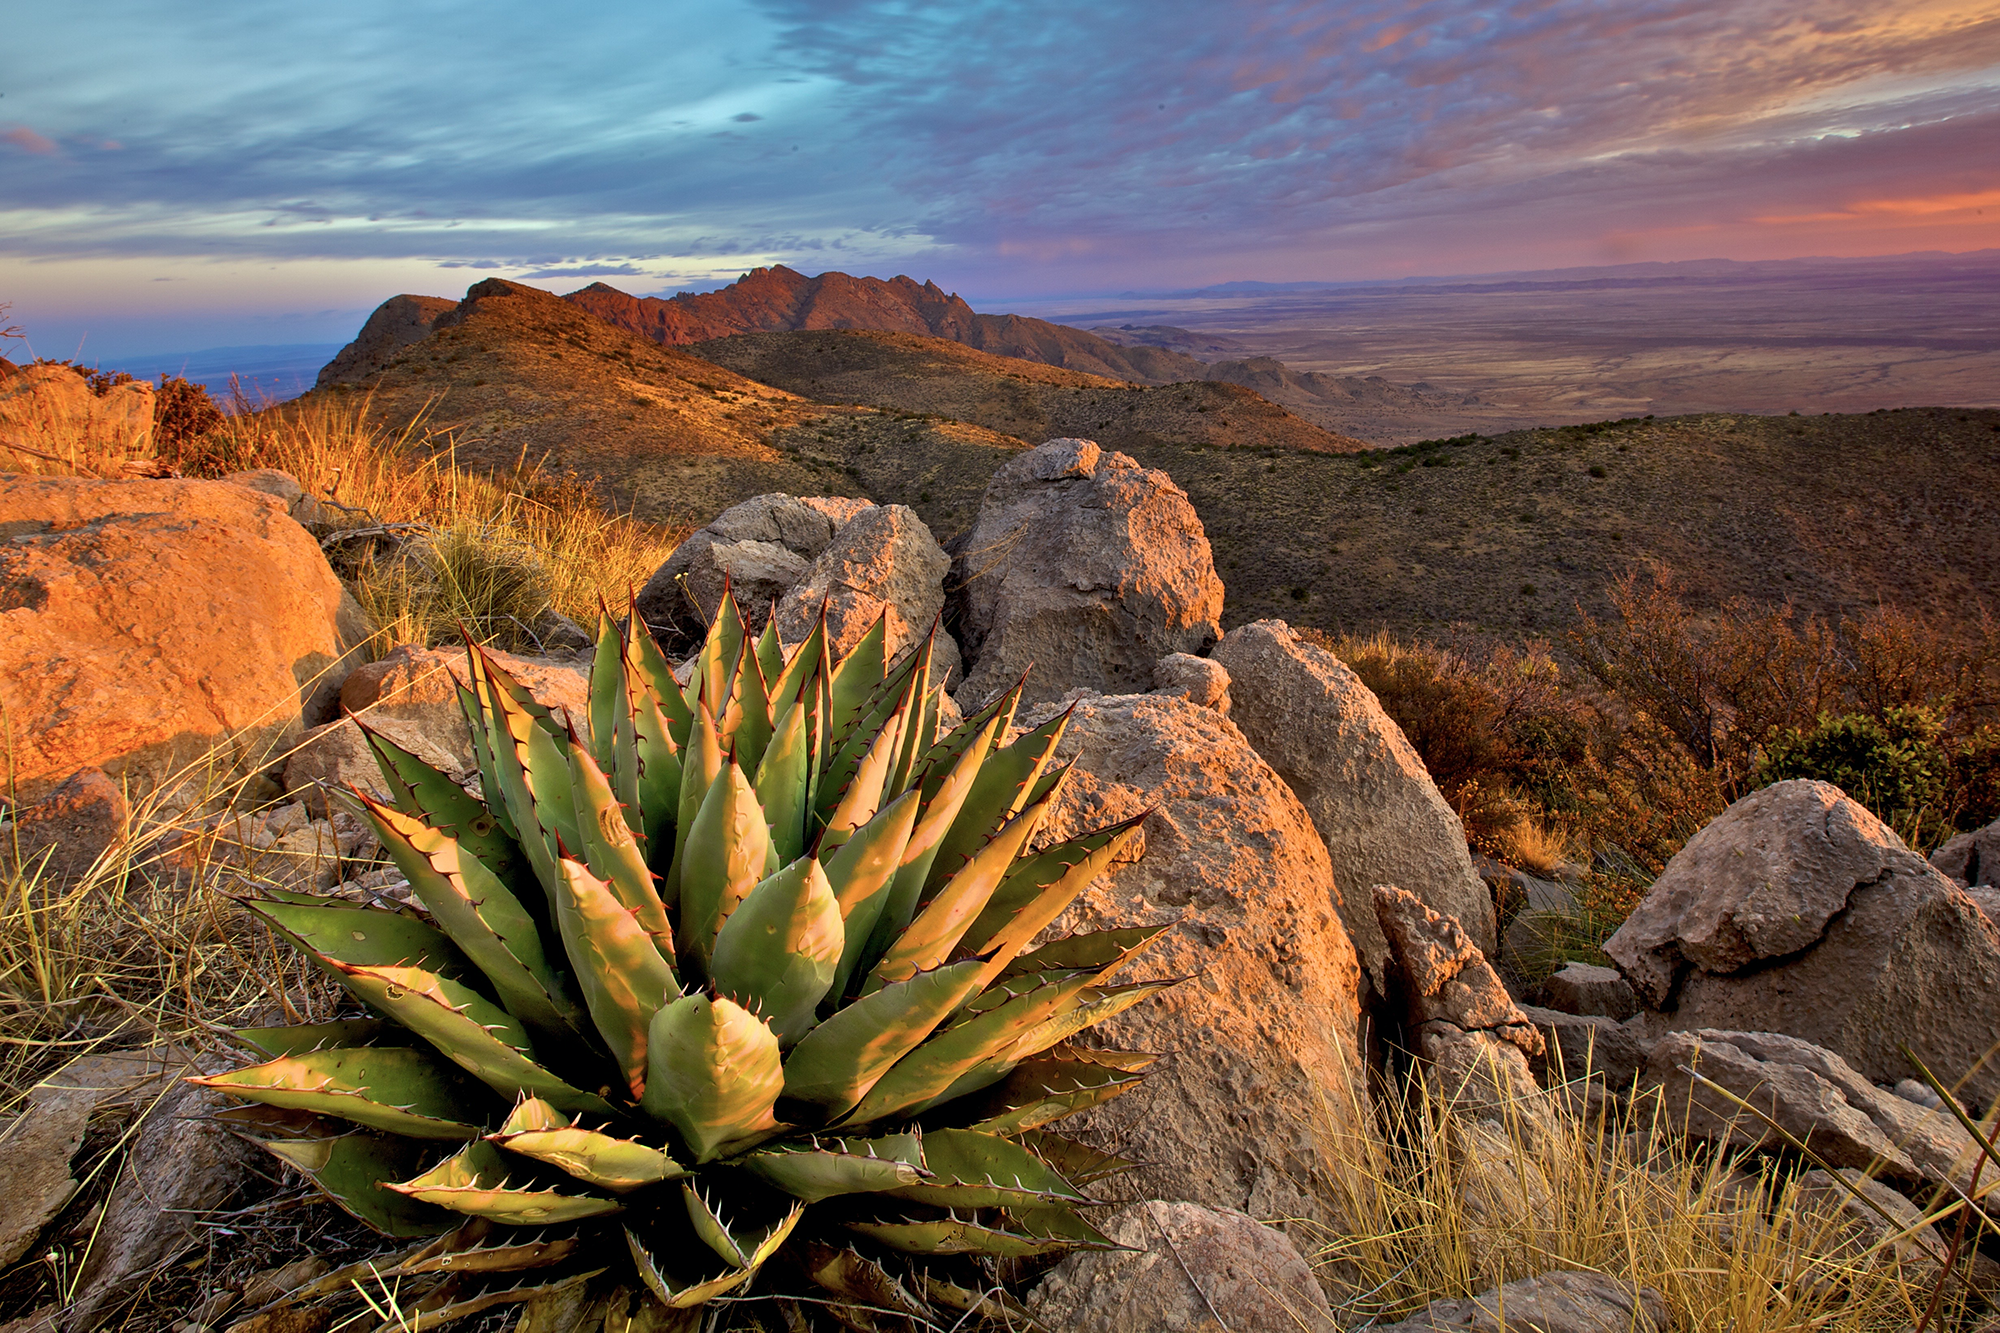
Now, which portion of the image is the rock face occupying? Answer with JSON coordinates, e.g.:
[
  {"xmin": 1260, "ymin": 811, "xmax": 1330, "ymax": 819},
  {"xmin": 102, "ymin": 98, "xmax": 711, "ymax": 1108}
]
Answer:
[
  {"xmin": 773, "ymin": 502, "xmax": 958, "ymax": 681},
  {"xmin": 953, "ymin": 439, "xmax": 1224, "ymax": 708},
  {"xmin": 1645, "ymin": 1029, "xmax": 1987, "ymax": 1191},
  {"xmin": 0, "ymin": 364, "xmax": 154, "ymax": 455},
  {"xmin": 1516, "ymin": 1005, "xmax": 1650, "ymax": 1093},
  {"xmin": 1372, "ymin": 1270, "xmax": 1669, "ymax": 1333},
  {"xmin": 1151, "ymin": 652, "xmax": 1231, "ymax": 713},
  {"xmin": 1026, "ymin": 1200, "xmax": 1336, "ymax": 1333},
  {"xmin": 1214, "ymin": 620, "xmax": 1494, "ymax": 992},
  {"xmin": 1029, "ymin": 693, "xmax": 1370, "ymax": 1229},
  {"xmin": 1374, "ymin": 886, "xmax": 1544, "ymax": 1115},
  {"xmin": 314, "ymin": 294, "xmax": 457, "ymax": 388},
  {"xmin": 0, "ymin": 768, "xmax": 128, "ymax": 881},
  {"xmin": 0, "ymin": 477, "xmax": 369, "ymax": 802},
  {"xmin": 1933, "ymin": 815, "xmax": 1999, "ymax": 888},
  {"xmin": 1605, "ymin": 780, "xmax": 2000, "ymax": 1106}
]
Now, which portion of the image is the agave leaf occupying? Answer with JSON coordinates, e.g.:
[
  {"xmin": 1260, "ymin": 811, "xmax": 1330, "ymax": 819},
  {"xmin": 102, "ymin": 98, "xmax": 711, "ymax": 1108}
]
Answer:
[
  {"xmin": 958, "ymin": 1050, "xmax": 1157, "ymax": 1136},
  {"xmin": 1013, "ymin": 1129, "xmax": 1141, "ymax": 1185},
  {"xmin": 695, "ymin": 583, "xmax": 746, "ymax": 717},
  {"xmin": 768, "ymin": 610, "xmax": 826, "ymax": 720},
  {"xmin": 885, "ymin": 1127, "xmax": 1086, "ymax": 1208},
  {"xmin": 232, "ymin": 1018, "xmax": 410, "ymax": 1058},
  {"xmin": 754, "ymin": 618, "xmax": 785, "ymax": 688},
  {"xmin": 641, "ymin": 995, "xmax": 785, "ymax": 1163},
  {"xmin": 467, "ymin": 649, "xmax": 561, "ymax": 891},
  {"xmin": 457, "ymin": 682, "xmax": 520, "ymax": 842},
  {"xmin": 335, "ymin": 962, "xmax": 616, "ymax": 1117},
  {"xmin": 682, "ymin": 1183, "xmax": 805, "ymax": 1268},
  {"xmin": 779, "ymin": 959, "xmax": 985, "ymax": 1119},
  {"xmin": 588, "ymin": 609, "xmax": 631, "ymax": 779},
  {"xmin": 565, "ymin": 739, "xmax": 674, "ymax": 949},
  {"xmin": 1001, "ymin": 924, "xmax": 1173, "ymax": 982},
  {"xmin": 663, "ymin": 702, "xmax": 723, "ymax": 907},
  {"xmin": 260, "ymin": 1133, "xmax": 454, "ymax": 1237},
  {"xmin": 887, "ymin": 634, "xmax": 938, "ymax": 795},
  {"xmin": 795, "ymin": 1242, "xmax": 928, "ymax": 1321},
  {"xmin": 863, "ymin": 785, "xmax": 1056, "ymax": 993},
  {"xmin": 386, "ymin": 1140, "xmax": 622, "ymax": 1223},
  {"xmin": 912, "ymin": 681, "xmax": 1019, "ymax": 801},
  {"xmin": 722, "ymin": 636, "xmax": 775, "ymax": 776},
  {"xmin": 819, "ymin": 631, "xmax": 926, "ymax": 815},
  {"xmin": 817, "ymin": 688, "xmax": 911, "ymax": 862},
  {"xmin": 962, "ymin": 816, "xmax": 1150, "ymax": 991},
  {"xmin": 551, "ymin": 859, "xmax": 677, "ymax": 1099},
  {"xmin": 358, "ymin": 725, "xmax": 523, "ymax": 881},
  {"xmin": 355, "ymin": 795, "xmax": 588, "ymax": 1041},
  {"xmin": 247, "ymin": 898, "xmax": 474, "ymax": 982},
  {"xmin": 195, "ymin": 1046, "xmax": 489, "ymax": 1140},
  {"xmin": 822, "ymin": 613, "xmax": 887, "ymax": 752},
  {"xmin": 709, "ymin": 856, "xmax": 842, "ymax": 1044},
  {"xmin": 398, "ymin": 1232, "xmax": 580, "ymax": 1275},
  {"xmin": 822, "ymin": 790, "xmax": 921, "ymax": 1000},
  {"xmin": 375, "ymin": 1269, "xmax": 605, "ymax": 1333},
  {"xmin": 491, "ymin": 1098, "xmax": 686, "ymax": 1191},
  {"xmin": 626, "ymin": 675, "xmax": 682, "ymax": 857},
  {"xmin": 626, "ymin": 1228, "xmax": 754, "ymax": 1309},
  {"xmin": 754, "ymin": 699, "xmax": 812, "ymax": 867},
  {"xmin": 1010, "ymin": 977, "xmax": 1180, "ymax": 1061},
  {"xmin": 921, "ymin": 708, "xmax": 1070, "ymax": 901},
  {"xmin": 841, "ymin": 972, "xmax": 1097, "ymax": 1125},
  {"xmin": 676, "ymin": 762, "xmax": 775, "ymax": 977},
  {"xmin": 738, "ymin": 1132, "xmax": 926, "ymax": 1203},
  {"xmin": 845, "ymin": 1211, "xmax": 1109, "ymax": 1259}
]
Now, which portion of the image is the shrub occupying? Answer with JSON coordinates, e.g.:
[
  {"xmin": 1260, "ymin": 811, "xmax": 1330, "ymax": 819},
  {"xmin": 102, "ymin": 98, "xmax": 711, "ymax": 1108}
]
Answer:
[{"xmin": 152, "ymin": 374, "xmax": 225, "ymax": 452}]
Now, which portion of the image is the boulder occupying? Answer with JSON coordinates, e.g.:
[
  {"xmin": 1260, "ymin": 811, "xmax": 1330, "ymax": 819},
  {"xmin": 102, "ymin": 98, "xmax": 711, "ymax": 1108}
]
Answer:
[
  {"xmin": 1933, "ymin": 815, "xmax": 1999, "ymax": 887},
  {"xmin": 1605, "ymin": 780, "xmax": 2000, "ymax": 1107},
  {"xmin": 1026, "ymin": 1200, "xmax": 1336, "ymax": 1333},
  {"xmin": 338, "ymin": 642, "xmax": 589, "ymax": 739},
  {"xmin": 635, "ymin": 493, "xmax": 869, "ymax": 653},
  {"xmin": 1, "ymin": 768, "xmax": 128, "ymax": 881},
  {"xmin": 1516, "ymin": 1005, "xmax": 1650, "ymax": 1093},
  {"xmin": 1374, "ymin": 886, "xmax": 1544, "ymax": 1117},
  {"xmin": 1151, "ymin": 652, "xmax": 1231, "ymax": 713},
  {"xmin": 1371, "ymin": 1270, "xmax": 1668, "ymax": 1333},
  {"xmin": 0, "ymin": 365, "xmax": 154, "ymax": 456},
  {"xmin": 1644, "ymin": 1030, "xmax": 1987, "ymax": 1192},
  {"xmin": 1789, "ymin": 1168, "xmax": 1953, "ymax": 1290},
  {"xmin": 1028, "ymin": 692, "xmax": 1370, "ymax": 1230},
  {"xmin": 773, "ymin": 503, "xmax": 959, "ymax": 682},
  {"xmin": 1213, "ymin": 620, "xmax": 1494, "ymax": 993},
  {"xmin": 953, "ymin": 439, "xmax": 1224, "ymax": 708},
  {"xmin": 281, "ymin": 715, "xmax": 473, "ymax": 815},
  {"xmin": 1534, "ymin": 963, "xmax": 1639, "ymax": 1021},
  {"xmin": 0, "ymin": 476, "xmax": 370, "ymax": 803}
]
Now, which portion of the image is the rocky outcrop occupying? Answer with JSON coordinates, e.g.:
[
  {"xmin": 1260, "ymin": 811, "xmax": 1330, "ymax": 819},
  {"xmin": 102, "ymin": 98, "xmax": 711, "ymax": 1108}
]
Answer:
[
  {"xmin": 1214, "ymin": 621, "xmax": 1494, "ymax": 991},
  {"xmin": 0, "ymin": 476, "xmax": 369, "ymax": 803},
  {"xmin": 1028, "ymin": 693, "xmax": 1370, "ymax": 1230},
  {"xmin": 0, "ymin": 365, "xmax": 154, "ymax": 456},
  {"xmin": 1606, "ymin": 780, "xmax": 2000, "ymax": 1106},
  {"xmin": 773, "ymin": 502, "xmax": 957, "ymax": 681},
  {"xmin": 953, "ymin": 439, "xmax": 1224, "ymax": 709},
  {"xmin": 1151, "ymin": 652, "xmax": 1230, "ymax": 713},
  {"xmin": 1026, "ymin": 1201, "xmax": 1336, "ymax": 1332},
  {"xmin": 314, "ymin": 294, "xmax": 457, "ymax": 388},
  {"xmin": 1370, "ymin": 1270, "xmax": 1669, "ymax": 1333},
  {"xmin": 1645, "ymin": 1029, "xmax": 1987, "ymax": 1192},
  {"xmin": 1374, "ymin": 886, "xmax": 1544, "ymax": 1116}
]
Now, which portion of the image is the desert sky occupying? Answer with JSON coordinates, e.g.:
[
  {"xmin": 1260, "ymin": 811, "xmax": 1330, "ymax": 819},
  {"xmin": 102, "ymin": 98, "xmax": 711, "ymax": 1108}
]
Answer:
[{"xmin": 3, "ymin": 0, "xmax": 1997, "ymax": 355}]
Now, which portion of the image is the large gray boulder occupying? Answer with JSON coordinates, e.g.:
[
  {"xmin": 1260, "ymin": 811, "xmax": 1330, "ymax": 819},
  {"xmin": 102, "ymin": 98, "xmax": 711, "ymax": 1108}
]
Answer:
[
  {"xmin": 953, "ymin": 439, "xmax": 1224, "ymax": 708},
  {"xmin": 774, "ymin": 502, "xmax": 959, "ymax": 683},
  {"xmin": 1213, "ymin": 619, "xmax": 1495, "ymax": 992},
  {"xmin": 1027, "ymin": 1200, "xmax": 1337, "ymax": 1332},
  {"xmin": 1371, "ymin": 1270, "xmax": 1668, "ymax": 1333},
  {"xmin": 1026, "ymin": 692, "xmax": 1371, "ymax": 1232},
  {"xmin": 1606, "ymin": 780, "xmax": 2000, "ymax": 1107}
]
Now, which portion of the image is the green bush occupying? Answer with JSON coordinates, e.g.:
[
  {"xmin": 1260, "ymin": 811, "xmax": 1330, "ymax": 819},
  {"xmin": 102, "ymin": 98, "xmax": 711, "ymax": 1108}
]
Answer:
[{"xmin": 1757, "ymin": 707, "xmax": 1948, "ymax": 838}]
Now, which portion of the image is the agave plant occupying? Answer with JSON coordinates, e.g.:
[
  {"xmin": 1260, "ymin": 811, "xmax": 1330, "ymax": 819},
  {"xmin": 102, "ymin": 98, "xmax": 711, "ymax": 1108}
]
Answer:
[{"xmin": 201, "ymin": 588, "xmax": 1169, "ymax": 1329}]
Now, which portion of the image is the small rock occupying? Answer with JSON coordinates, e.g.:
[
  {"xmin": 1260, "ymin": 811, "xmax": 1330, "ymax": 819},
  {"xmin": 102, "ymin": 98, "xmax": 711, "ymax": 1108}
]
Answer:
[
  {"xmin": 1892, "ymin": 1077, "xmax": 1943, "ymax": 1110},
  {"xmin": 1534, "ymin": 963, "xmax": 1639, "ymax": 1021},
  {"xmin": 0, "ymin": 768, "xmax": 129, "ymax": 882},
  {"xmin": 1517, "ymin": 1004, "xmax": 1650, "ymax": 1093},
  {"xmin": 1931, "ymin": 815, "xmax": 1998, "ymax": 887},
  {"xmin": 1026, "ymin": 1200, "xmax": 1336, "ymax": 1332},
  {"xmin": 527, "ymin": 610, "xmax": 593, "ymax": 654},
  {"xmin": 281, "ymin": 714, "xmax": 472, "ymax": 816},
  {"xmin": 220, "ymin": 470, "xmax": 305, "ymax": 510},
  {"xmin": 636, "ymin": 493, "xmax": 861, "ymax": 653},
  {"xmin": 1372, "ymin": 1269, "xmax": 1669, "ymax": 1332},
  {"xmin": 1151, "ymin": 653, "xmax": 1230, "ymax": 713}
]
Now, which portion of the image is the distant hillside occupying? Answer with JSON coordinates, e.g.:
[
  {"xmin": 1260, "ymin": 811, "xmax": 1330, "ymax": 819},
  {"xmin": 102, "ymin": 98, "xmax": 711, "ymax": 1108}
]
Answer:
[
  {"xmin": 566, "ymin": 267, "xmax": 1210, "ymax": 384},
  {"xmin": 689, "ymin": 330, "xmax": 1369, "ymax": 454}
]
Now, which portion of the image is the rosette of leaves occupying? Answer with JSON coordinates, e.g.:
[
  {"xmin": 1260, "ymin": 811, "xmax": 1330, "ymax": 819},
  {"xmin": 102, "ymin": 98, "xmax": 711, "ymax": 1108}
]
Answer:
[{"xmin": 200, "ymin": 589, "xmax": 1170, "ymax": 1330}]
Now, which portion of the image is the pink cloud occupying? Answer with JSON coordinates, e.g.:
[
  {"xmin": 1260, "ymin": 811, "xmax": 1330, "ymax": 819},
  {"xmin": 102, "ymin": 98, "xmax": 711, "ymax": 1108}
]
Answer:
[{"xmin": 4, "ymin": 126, "xmax": 58, "ymax": 155}]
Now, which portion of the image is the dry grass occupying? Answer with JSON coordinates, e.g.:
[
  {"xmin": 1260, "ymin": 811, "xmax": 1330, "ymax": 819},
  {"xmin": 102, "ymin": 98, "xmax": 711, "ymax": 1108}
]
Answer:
[{"xmin": 1313, "ymin": 1055, "xmax": 1997, "ymax": 1332}]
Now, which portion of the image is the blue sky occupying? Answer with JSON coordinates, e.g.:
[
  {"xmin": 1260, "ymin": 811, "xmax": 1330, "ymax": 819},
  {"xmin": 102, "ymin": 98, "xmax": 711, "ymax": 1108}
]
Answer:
[{"xmin": 4, "ymin": 0, "xmax": 1997, "ymax": 357}]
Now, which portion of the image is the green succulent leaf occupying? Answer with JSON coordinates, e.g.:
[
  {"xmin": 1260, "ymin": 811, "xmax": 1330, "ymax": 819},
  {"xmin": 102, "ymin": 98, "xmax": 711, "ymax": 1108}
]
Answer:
[
  {"xmin": 386, "ymin": 1139, "xmax": 623, "ymax": 1223},
  {"xmin": 675, "ymin": 762, "xmax": 775, "ymax": 976},
  {"xmin": 682, "ymin": 1182, "xmax": 805, "ymax": 1269},
  {"xmin": 231, "ymin": 1018, "xmax": 409, "ymax": 1058},
  {"xmin": 959, "ymin": 1048, "xmax": 1158, "ymax": 1135},
  {"xmin": 1013, "ymin": 1130, "xmax": 1140, "ymax": 1186},
  {"xmin": 625, "ymin": 1227, "xmax": 753, "ymax": 1309},
  {"xmin": 457, "ymin": 681, "xmax": 518, "ymax": 841},
  {"xmin": 641, "ymin": 994, "xmax": 785, "ymax": 1162},
  {"xmin": 335, "ymin": 962, "xmax": 616, "ymax": 1117},
  {"xmin": 754, "ymin": 699, "xmax": 812, "ymax": 867},
  {"xmin": 490, "ymin": 1098, "xmax": 685, "ymax": 1191},
  {"xmin": 1002, "ymin": 925, "xmax": 1174, "ymax": 982},
  {"xmin": 246, "ymin": 897, "xmax": 472, "ymax": 980},
  {"xmin": 822, "ymin": 614, "xmax": 887, "ymax": 758},
  {"xmin": 821, "ymin": 789, "xmax": 921, "ymax": 1000},
  {"xmin": 709, "ymin": 856, "xmax": 842, "ymax": 1044},
  {"xmin": 721, "ymin": 636, "xmax": 775, "ymax": 776},
  {"xmin": 780, "ymin": 959, "xmax": 985, "ymax": 1119},
  {"xmin": 696, "ymin": 584, "xmax": 747, "ymax": 720},
  {"xmin": 663, "ymin": 702, "xmax": 723, "ymax": 909},
  {"xmin": 550, "ymin": 859, "xmax": 677, "ymax": 1099},
  {"xmin": 817, "ymin": 696, "xmax": 908, "ymax": 861},
  {"xmin": 738, "ymin": 1132, "xmax": 927, "ymax": 1203},
  {"xmin": 193, "ymin": 1046, "xmax": 489, "ymax": 1140},
  {"xmin": 885, "ymin": 1127, "xmax": 1086, "ymax": 1208},
  {"xmin": 565, "ymin": 738, "xmax": 675, "ymax": 948},
  {"xmin": 961, "ymin": 814, "xmax": 1149, "ymax": 986},
  {"xmin": 259, "ymin": 1132, "xmax": 454, "ymax": 1237},
  {"xmin": 846, "ymin": 1209, "xmax": 1111, "ymax": 1258},
  {"xmin": 921, "ymin": 707, "xmax": 1070, "ymax": 899},
  {"xmin": 358, "ymin": 725, "xmax": 523, "ymax": 880}
]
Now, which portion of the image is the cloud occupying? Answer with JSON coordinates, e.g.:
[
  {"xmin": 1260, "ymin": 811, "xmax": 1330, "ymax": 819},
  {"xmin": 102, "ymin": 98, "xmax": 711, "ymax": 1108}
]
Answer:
[{"xmin": 4, "ymin": 126, "xmax": 58, "ymax": 155}]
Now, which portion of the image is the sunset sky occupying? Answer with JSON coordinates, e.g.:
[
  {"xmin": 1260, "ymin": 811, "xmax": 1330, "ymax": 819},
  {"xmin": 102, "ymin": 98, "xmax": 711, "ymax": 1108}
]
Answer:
[{"xmin": 4, "ymin": 0, "xmax": 1998, "ymax": 356}]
